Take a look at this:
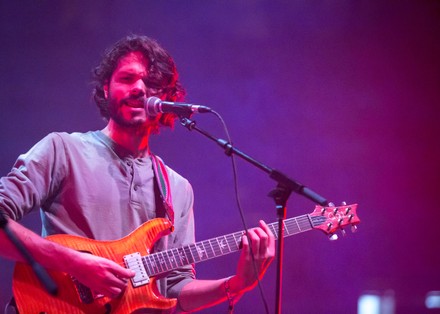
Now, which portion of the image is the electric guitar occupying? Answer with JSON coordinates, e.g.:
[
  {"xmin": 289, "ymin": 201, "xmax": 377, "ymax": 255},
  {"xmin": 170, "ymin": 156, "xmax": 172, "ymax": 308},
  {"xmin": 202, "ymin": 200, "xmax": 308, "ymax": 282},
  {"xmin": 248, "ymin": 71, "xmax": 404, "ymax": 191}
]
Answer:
[{"xmin": 12, "ymin": 204, "xmax": 359, "ymax": 313}]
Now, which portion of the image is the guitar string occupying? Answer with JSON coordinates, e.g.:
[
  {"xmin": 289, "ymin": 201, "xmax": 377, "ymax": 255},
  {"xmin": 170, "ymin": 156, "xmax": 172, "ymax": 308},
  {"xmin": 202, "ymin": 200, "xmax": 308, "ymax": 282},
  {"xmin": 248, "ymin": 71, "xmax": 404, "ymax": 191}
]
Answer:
[
  {"xmin": 119, "ymin": 215, "xmax": 324, "ymax": 276},
  {"xmin": 118, "ymin": 210, "xmax": 355, "ymax": 276}
]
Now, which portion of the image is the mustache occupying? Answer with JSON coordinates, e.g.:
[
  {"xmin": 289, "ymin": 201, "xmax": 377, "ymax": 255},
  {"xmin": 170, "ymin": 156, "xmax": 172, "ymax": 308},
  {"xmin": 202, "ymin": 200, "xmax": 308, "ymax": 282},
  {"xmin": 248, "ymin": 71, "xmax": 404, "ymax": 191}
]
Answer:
[{"xmin": 124, "ymin": 95, "xmax": 145, "ymax": 102}]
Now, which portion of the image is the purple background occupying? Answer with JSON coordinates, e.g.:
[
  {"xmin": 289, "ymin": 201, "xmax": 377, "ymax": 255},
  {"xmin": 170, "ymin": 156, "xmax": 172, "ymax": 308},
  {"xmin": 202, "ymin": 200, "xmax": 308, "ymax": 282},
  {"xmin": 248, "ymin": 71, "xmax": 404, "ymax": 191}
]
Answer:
[{"xmin": 1, "ymin": 1, "xmax": 439, "ymax": 313}]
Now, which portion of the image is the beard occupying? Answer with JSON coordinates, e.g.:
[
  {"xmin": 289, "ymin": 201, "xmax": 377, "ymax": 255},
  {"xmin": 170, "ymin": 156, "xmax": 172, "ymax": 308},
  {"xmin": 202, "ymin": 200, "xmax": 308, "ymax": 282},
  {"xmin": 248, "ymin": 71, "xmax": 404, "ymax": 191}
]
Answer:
[
  {"xmin": 107, "ymin": 95, "xmax": 139, "ymax": 127},
  {"xmin": 106, "ymin": 95, "xmax": 159, "ymax": 130}
]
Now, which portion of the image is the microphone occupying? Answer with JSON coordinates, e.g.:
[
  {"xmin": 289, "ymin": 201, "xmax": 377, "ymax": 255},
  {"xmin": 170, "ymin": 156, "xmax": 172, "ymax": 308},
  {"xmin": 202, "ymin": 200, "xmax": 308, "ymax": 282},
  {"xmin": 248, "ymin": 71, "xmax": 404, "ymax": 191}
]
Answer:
[{"xmin": 145, "ymin": 96, "xmax": 212, "ymax": 117}]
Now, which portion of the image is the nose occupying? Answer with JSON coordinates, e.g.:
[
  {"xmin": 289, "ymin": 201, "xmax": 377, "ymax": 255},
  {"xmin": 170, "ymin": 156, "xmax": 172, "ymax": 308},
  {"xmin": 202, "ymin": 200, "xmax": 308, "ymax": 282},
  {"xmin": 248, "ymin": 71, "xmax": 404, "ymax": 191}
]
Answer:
[{"xmin": 130, "ymin": 79, "xmax": 146, "ymax": 97}]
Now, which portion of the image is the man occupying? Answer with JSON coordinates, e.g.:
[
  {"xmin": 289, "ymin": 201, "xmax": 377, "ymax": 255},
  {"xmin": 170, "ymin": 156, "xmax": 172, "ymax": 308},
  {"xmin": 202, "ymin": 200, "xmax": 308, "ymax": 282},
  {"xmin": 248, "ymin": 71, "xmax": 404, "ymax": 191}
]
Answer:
[{"xmin": 0, "ymin": 35, "xmax": 275, "ymax": 313}]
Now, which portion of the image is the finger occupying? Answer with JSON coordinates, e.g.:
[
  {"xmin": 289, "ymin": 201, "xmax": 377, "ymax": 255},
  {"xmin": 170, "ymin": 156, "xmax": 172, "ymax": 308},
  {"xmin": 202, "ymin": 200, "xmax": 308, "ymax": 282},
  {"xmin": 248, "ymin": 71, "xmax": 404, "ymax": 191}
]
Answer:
[
  {"xmin": 106, "ymin": 260, "xmax": 135, "ymax": 279},
  {"xmin": 259, "ymin": 220, "xmax": 274, "ymax": 238},
  {"xmin": 259, "ymin": 220, "xmax": 276, "ymax": 256},
  {"xmin": 105, "ymin": 274, "xmax": 131, "ymax": 297},
  {"xmin": 106, "ymin": 286, "xmax": 123, "ymax": 299},
  {"xmin": 249, "ymin": 228, "xmax": 268, "ymax": 258},
  {"xmin": 241, "ymin": 230, "xmax": 249, "ymax": 250},
  {"xmin": 246, "ymin": 229, "xmax": 261, "ymax": 259}
]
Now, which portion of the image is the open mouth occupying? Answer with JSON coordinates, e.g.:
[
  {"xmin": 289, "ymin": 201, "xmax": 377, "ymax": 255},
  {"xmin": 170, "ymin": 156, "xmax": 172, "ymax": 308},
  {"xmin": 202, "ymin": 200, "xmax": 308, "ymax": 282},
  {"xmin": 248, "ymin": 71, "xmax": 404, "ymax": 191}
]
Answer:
[{"xmin": 124, "ymin": 100, "xmax": 144, "ymax": 108}]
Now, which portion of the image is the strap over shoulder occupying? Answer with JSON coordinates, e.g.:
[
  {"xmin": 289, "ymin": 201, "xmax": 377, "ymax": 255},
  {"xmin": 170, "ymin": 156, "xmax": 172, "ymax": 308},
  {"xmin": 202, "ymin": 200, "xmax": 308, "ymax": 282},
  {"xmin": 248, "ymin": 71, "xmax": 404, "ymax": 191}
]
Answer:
[{"xmin": 150, "ymin": 154, "xmax": 175, "ymax": 225}]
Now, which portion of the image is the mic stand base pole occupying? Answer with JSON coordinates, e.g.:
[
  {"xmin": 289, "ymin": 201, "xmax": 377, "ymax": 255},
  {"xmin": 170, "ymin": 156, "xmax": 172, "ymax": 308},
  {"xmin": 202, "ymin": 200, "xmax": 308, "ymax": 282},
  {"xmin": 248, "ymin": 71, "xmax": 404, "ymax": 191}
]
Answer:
[
  {"xmin": 180, "ymin": 116, "xmax": 328, "ymax": 312},
  {"xmin": 269, "ymin": 186, "xmax": 292, "ymax": 314}
]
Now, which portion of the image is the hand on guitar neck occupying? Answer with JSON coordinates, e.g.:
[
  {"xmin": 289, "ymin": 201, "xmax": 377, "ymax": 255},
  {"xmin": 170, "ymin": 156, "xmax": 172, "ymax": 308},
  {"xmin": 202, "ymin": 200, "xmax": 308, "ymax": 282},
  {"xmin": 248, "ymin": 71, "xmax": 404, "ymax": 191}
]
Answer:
[{"xmin": 234, "ymin": 220, "xmax": 275, "ymax": 292}]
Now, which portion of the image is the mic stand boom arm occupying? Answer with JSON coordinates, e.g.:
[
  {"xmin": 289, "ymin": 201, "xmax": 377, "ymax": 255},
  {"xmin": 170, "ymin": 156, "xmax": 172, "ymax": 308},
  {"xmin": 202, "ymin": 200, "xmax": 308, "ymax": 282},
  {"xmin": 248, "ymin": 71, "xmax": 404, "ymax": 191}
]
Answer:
[
  {"xmin": 179, "ymin": 117, "xmax": 328, "ymax": 205},
  {"xmin": 179, "ymin": 117, "xmax": 328, "ymax": 314}
]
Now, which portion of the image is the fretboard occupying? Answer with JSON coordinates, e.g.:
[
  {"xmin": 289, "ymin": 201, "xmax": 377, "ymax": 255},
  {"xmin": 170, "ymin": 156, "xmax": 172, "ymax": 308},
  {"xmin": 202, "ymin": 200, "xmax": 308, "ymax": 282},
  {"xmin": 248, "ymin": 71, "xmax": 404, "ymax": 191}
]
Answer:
[{"xmin": 142, "ymin": 214, "xmax": 320, "ymax": 277}]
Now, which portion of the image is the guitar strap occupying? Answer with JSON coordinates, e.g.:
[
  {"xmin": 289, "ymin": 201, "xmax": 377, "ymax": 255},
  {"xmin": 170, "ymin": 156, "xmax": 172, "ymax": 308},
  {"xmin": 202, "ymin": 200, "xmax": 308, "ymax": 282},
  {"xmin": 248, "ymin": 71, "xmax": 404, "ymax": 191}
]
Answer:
[{"xmin": 150, "ymin": 154, "xmax": 175, "ymax": 226}]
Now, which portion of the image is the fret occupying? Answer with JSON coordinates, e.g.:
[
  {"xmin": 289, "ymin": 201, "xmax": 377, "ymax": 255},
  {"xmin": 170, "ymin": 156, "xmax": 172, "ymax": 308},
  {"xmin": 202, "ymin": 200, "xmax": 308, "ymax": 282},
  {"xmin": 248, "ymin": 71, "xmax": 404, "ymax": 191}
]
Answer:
[
  {"xmin": 226, "ymin": 234, "xmax": 235, "ymax": 252},
  {"xmin": 183, "ymin": 245, "xmax": 195, "ymax": 264},
  {"xmin": 204, "ymin": 239, "xmax": 215, "ymax": 258},
  {"xmin": 143, "ymin": 256, "xmax": 153, "ymax": 276},
  {"xmin": 166, "ymin": 249, "xmax": 177, "ymax": 269},
  {"xmin": 189, "ymin": 244, "xmax": 199, "ymax": 263},
  {"xmin": 232, "ymin": 232, "xmax": 241, "ymax": 250},
  {"xmin": 148, "ymin": 255, "xmax": 159, "ymax": 275},
  {"xmin": 194, "ymin": 243, "xmax": 206, "ymax": 261},
  {"xmin": 171, "ymin": 248, "xmax": 183, "ymax": 267},
  {"xmin": 285, "ymin": 217, "xmax": 300, "ymax": 235},
  {"xmin": 160, "ymin": 250, "xmax": 172, "ymax": 271},
  {"xmin": 283, "ymin": 220, "xmax": 289, "ymax": 235},
  {"xmin": 216, "ymin": 236, "xmax": 228, "ymax": 254},
  {"xmin": 217, "ymin": 237, "xmax": 225, "ymax": 254},
  {"xmin": 268, "ymin": 223, "xmax": 278, "ymax": 239},
  {"xmin": 306, "ymin": 214, "xmax": 314, "ymax": 229},
  {"xmin": 200, "ymin": 241, "xmax": 210, "ymax": 260},
  {"xmin": 191, "ymin": 243, "xmax": 199, "ymax": 262},
  {"xmin": 177, "ymin": 247, "xmax": 189, "ymax": 265},
  {"xmin": 214, "ymin": 237, "xmax": 221, "ymax": 255},
  {"xmin": 294, "ymin": 217, "xmax": 302, "ymax": 232},
  {"xmin": 223, "ymin": 236, "xmax": 230, "ymax": 253},
  {"xmin": 298, "ymin": 216, "xmax": 312, "ymax": 233},
  {"xmin": 154, "ymin": 253, "xmax": 165, "ymax": 273},
  {"xmin": 209, "ymin": 238, "xmax": 220, "ymax": 257}
]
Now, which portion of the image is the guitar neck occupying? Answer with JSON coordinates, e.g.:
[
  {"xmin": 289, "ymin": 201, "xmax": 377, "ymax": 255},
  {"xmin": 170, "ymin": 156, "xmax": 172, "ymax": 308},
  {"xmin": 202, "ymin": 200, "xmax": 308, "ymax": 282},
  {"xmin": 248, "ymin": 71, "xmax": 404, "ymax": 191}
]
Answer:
[{"xmin": 143, "ymin": 214, "xmax": 313, "ymax": 277}]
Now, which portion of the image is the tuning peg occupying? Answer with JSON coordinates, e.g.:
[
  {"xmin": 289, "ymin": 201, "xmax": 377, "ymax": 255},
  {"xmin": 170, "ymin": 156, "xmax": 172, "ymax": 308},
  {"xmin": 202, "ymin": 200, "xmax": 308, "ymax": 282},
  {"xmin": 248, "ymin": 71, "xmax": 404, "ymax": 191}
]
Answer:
[
  {"xmin": 328, "ymin": 202, "xmax": 335, "ymax": 207},
  {"xmin": 328, "ymin": 233, "xmax": 338, "ymax": 241},
  {"xmin": 341, "ymin": 201, "xmax": 347, "ymax": 206},
  {"xmin": 341, "ymin": 229, "xmax": 347, "ymax": 237},
  {"xmin": 351, "ymin": 225, "xmax": 358, "ymax": 233},
  {"xmin": 327, "ymin": 222, "xmax": 333, "ymax": 232}
]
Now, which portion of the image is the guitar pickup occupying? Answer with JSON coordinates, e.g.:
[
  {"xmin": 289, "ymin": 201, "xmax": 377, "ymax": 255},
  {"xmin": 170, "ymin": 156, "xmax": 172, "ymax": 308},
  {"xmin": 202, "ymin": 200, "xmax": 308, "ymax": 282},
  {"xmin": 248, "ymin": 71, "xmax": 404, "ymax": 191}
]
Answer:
[{"xmin": 123, "ymin": 252, "xmax": 150, "ymax": 287}]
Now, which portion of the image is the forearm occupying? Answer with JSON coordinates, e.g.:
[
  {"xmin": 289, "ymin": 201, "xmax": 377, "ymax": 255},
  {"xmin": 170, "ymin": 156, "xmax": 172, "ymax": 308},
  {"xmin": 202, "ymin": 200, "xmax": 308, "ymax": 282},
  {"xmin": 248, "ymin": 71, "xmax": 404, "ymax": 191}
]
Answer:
[
  {"xmin": 1, "ymin": 217, "xmax": 135, "ymax": 298},
  {"xmin": 177, "ymin": 275, "xmax": 245, "ymax": 312},
  {"xmin": 0, "ymin": 218, "xmax": 80, "ymax": 272}
]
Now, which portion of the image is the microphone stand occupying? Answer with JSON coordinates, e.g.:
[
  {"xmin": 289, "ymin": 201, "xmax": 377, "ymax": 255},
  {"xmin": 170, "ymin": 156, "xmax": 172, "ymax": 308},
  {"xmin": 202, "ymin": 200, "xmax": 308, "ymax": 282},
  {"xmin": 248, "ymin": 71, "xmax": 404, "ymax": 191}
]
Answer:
[
  {"xmin": 179, "ymin": 117, "xmax": 328, "ymax": 314},
  {"xmin": 0, "ymin": 212, "xmax": 58, "ymax": 296}
]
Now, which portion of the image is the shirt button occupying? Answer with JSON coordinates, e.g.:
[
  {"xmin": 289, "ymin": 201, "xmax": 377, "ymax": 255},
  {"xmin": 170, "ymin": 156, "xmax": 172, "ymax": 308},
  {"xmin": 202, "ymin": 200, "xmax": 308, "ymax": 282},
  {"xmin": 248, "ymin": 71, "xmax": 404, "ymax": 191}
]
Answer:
[{"xmin": 134, "ymin": 185, "xmax": 139, "ymax": 191}]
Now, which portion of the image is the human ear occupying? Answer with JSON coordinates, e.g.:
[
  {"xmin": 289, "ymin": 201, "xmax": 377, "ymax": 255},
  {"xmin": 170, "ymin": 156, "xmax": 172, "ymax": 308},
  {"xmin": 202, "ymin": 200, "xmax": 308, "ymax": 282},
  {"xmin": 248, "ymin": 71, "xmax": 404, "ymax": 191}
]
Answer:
[{"xmin": 103, "ymin": 84, "xmax": 109, "ymax": 99}]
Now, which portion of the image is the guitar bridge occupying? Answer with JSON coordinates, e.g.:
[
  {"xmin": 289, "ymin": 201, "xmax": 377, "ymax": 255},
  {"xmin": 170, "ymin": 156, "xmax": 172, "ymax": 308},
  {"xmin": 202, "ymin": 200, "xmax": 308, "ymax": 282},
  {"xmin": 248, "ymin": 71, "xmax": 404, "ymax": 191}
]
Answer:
[{"xmin": 123, "ymin": 252, "xmax": 150, "ymax": 287}]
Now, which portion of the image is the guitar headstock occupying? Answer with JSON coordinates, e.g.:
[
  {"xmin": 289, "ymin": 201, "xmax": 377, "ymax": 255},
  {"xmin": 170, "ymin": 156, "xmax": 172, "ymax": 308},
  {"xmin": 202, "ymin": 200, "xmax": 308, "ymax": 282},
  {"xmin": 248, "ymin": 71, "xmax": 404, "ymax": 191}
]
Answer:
[{"xmin": 310, "ymin": 203, "xmax": 360, "ymax": 239}]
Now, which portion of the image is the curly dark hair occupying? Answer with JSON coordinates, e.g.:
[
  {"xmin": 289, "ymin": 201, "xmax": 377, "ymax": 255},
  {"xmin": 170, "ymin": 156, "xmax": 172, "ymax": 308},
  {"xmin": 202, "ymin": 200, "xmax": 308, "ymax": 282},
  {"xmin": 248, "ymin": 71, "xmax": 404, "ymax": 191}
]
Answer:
[{"xmin": 92, "ymin": 34, "xmax": 186, "ymax": 129}]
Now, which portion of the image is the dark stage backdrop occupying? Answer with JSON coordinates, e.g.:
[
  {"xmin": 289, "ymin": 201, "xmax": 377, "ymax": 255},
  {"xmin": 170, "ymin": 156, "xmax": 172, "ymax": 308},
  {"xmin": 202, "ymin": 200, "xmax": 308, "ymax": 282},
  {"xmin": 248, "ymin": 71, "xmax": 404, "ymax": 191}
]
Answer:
[{"xmin": 1, "ymin": 1, "xmax": 439, "ymax": 313}]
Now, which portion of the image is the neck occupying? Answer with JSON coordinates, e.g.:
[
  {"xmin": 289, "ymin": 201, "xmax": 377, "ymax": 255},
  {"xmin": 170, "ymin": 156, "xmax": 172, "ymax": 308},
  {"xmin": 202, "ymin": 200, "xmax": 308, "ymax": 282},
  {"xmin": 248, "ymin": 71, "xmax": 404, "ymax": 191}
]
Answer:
[{"xmin": 102, "ymin": 120, "xmax": 152, "ymax": 158}]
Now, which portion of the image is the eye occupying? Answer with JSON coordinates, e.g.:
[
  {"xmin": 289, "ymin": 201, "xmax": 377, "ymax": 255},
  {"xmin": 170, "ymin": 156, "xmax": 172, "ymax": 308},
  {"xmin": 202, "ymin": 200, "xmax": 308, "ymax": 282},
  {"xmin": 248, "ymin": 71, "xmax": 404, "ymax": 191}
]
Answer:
[{"xmin": 120, "ymin": 76, "xmax": 133, "ymax": 83}]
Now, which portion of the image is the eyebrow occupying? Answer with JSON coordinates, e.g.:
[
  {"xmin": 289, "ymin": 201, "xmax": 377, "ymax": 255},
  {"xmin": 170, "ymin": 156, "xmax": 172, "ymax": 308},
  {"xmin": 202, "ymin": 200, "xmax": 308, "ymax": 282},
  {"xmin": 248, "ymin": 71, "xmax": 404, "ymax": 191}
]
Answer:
[{"xmin": 116, "ymin": 70, "xmax": 144, "ymax": 76}]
